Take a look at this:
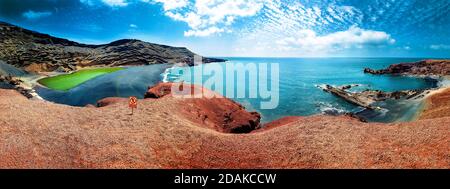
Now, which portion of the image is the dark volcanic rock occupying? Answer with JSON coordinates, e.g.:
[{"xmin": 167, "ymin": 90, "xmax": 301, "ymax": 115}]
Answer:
[
  {"xmin": 0, "ymin": 75, "xmax": 34, "ymax": 98},
  {"xmin": 359, "ymin": 89, "xmax": 428, "ymax": 101},
  {"xmin": 144, "ymin": 82, "xmax": 174, "ymax": 98},
  {"xmin": 96, "ymin": 97, "xmax": 127, "ymax": 108},
  {"xmin": 364, "ymin": 60, "xmax": 450, "ymax": 76},
  {"xmin": 320, "ymin": 84, "xmax": 430, "ymax": 110},
  {"xmin": 321, "ymin": 84, "xmax": 377, "ymax": 110},
  {"xmin": 344, "ymin": 113, "xmax": 368, "ymax": 123},
  {"xmin": 0, "ymin": 21, "xmax": 226, "ymax": 72}
]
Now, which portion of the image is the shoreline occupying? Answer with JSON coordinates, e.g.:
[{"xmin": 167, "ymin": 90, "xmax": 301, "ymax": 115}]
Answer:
[
  {"xmin": 406, "ymin": 76, "xmax": 450, "ymax": 121},
  {"xmin": 417, "ymin": 76, "xmax": 450, "ymax": 120},
  {"xmin": 4, "ymin": 60, "xmax": 449, "ymax": 125},
  {"xmin": 1, "ymin": 61, "xmax": 449, "ymax": 168}
]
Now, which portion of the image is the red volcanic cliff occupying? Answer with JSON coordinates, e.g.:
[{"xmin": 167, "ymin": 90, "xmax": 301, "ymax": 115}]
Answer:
[{"xmin": 144, "ymin": 83, "xmax": 261, "ymax": 133}]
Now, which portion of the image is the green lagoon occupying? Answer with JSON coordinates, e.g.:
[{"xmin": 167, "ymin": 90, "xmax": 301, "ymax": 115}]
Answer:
[{"xmin": 38, "ymin": 67, "xmax": 124, "ymax": 91}]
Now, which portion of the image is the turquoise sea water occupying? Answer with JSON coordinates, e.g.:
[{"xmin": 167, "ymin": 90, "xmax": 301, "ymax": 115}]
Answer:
[
  {"xmin": 164, "ymin": 58, "xmax": 438, "ymax": 123},
  {"xmin": 34, "ymin": 58, "xmax": 438, "ymax": 123}
]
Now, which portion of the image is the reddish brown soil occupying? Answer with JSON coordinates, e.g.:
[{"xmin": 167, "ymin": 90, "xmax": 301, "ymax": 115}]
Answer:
[
  {"xmin": 0, "ymin": 85, "xmax": 449, "ymax": 168},
  {"xmin": 253, "ymin": 116, "xmax": 303, "ymax": 133},
  {"xmin": 420, "ymin": 88, "xmax": 450, "ymax": 120}
]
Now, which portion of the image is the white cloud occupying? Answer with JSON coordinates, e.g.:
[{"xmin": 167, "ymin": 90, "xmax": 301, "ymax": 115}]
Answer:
[
  {"xmin": 80, "ymin": 0, "xmax": 129, "ymax": 7},
  {"xmin": 129, "ymin": 24, "xmax": 138, "ymax": 28},
  {"xmin": 166, "ymin": 12, "xmax": 202, "ymax": 29},
  {"xmin": 233, "ymin": 25, "xmax": 396, "ymax": 57},
  {"xmin": 184, "ymin": 26, "xmax": 225, "ymax": 37},
  {"xmin": 79, "ymin": 0, "xmax": 265, "ymax": 36},
  {"xmin": 102, "ymin": 0, "xmax": 128, "ymax": 7},
  {"xmin": 22, "ymin": 10, "xmax": 52, "ymax": 19},
  {"xmin": 230, "ymin": 1, "xmax": 383, "ymax": 56},
  {"xmin": 275, "ymin": 26, "xmax": 395, "ymax": 52},
  {"xmin": 154, "ymin": 0, "xmax": 266, "ymax": 37},
  {"xmin": 430, "ymin": 44, "xmax": 450, "ymax": 50},
  {"xmin": 154, "ymin": 0, "xmax": 188, "ymax": 11}
]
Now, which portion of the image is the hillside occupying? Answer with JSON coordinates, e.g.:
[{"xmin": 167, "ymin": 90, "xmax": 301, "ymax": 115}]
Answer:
[
  {"xmin": 0, "ymin": 85, "xmax": 448, "ymax": 168},
  {"xmin": 0, "ymin": 21, "xmax": 225, "ymax": 72}
]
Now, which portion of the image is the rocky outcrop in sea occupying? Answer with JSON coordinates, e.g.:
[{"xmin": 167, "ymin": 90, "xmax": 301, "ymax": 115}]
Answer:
[
  {"xmin": 320, "ymin": 84, "xmax": 430, "ymax": 110},
  {"xmin": 364, "ymin": 59, "xmax": 450, "ymax": 76},
  {"xmin": 319, "ymin": 59, "xmax": 448, "ymax": 121},
  {"xmin": 324, "ymin": 59, "xmax": 449, "ymax": 111}
]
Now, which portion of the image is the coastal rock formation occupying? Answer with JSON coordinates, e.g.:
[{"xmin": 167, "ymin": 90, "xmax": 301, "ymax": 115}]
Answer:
[
  {"xmin": 0, "ymin": 74, "xmax": 37, "ymax": 99},
  {"xmin": 364, "ymin": 59, "xmax": 450, "ymax": 76},
  {"xmin": 320, "ymin": 85, "xmax": 378, "ymax": 110},
  {"xmin": 0, "ymin": 21, "xmax": 226, "ymax": 72},
  {"xmin": 0, "ymin": 75, "xmax": 22, "ymax": 86},
  {"xmin": 359, "ymin": 89, "xmax": 429, "ymax": 101},
  {"xmin": 0, "ymin": 88, "xmax": 448, "ymax": 168},
  {"xmin": 145, "ymin": 82, "xmax": 261, "ymax": 133},
  {"xmin": 144, "ymin": 82, "xmax": 174, "ymax": 98},
  {"xmin": 320, "ymin": 84, "xmax": 429, "ymax": 111}
]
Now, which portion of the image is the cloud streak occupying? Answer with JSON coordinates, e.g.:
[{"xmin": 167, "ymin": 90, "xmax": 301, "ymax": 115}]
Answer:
[
  {"xmin": 276, "ymin": 26, "xmax": 395, "ymax": 52},
  {"xmin": 153, "ymin": 0, "xmax": 188, "ymax": 11},
  {"xmin": 430, "ymin": 44, "xmax": 450, "ymax": 50},
  {"xmin": 80, "ymin": 0, "xmax": 129, "ymax": 7},
  {"xmin": 22, "ymin": 10, "xmax": 52, "ymax": 19}
]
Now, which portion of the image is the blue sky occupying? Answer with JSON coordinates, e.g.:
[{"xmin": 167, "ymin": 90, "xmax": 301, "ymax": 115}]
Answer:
[{"xmin": 0, "ymin": 0, "xmax": 449, "ymax": 58}]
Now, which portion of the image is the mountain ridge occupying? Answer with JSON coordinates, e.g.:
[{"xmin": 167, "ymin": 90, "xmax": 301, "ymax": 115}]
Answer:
[{"xmin": 0, "ymin": 21, "xmax": 226, "ymax": 72}]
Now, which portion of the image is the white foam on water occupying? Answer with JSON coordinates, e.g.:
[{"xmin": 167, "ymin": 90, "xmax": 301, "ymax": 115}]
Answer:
[
  {"xmin": 315, "ymin": 84, "xmax": 328, "ymax": 90},
  {"xmin": 316, "ymin": 102, "xmax": 346, "ymax": 116},
  {"xmin": 438, "ymin": 77, "xmax": 450, "ymax": 87},
  {"xmin": 161, "ymin": 66, "xmax": 176, "ymax": 83}
]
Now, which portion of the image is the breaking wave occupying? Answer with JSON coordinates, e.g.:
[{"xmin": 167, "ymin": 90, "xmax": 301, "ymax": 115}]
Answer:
[{"xmin": 316, "ymin": 102, "xmax": 346, "ymax": 116}]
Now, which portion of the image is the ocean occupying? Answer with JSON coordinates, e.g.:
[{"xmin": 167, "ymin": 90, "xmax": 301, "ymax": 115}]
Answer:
[
  {"xmin": 35, "ymin": 58, "xmax": 438, "ymax": 123},
  {"xmin": 163, "ymin": 57, "xmax": 438, "ymax": 123}
]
